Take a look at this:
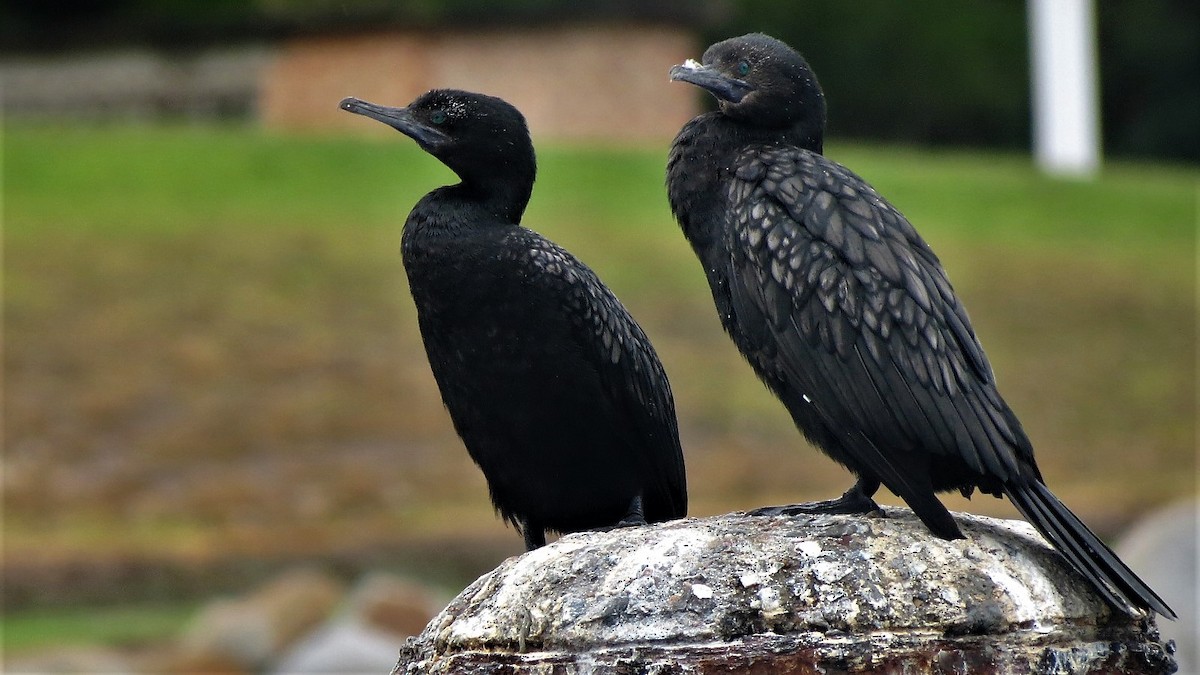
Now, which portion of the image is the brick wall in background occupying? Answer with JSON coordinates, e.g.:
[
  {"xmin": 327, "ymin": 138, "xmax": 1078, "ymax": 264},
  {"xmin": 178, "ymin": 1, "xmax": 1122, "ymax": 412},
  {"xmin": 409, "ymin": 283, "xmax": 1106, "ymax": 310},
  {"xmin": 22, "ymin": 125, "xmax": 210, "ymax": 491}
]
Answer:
[{"xmin": 260, "ymin": 24, "xmax": 699, "ymax": 144}]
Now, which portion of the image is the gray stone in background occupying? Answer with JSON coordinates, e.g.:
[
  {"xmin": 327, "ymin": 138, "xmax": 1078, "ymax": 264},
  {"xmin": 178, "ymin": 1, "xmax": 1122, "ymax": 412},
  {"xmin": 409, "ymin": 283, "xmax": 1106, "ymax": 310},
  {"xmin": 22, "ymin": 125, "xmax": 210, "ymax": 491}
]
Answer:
[
  {"xmin": 1117, "ymin": 499, "xmax": 1197, "ymax": 675},
  {"xmin": 395, "ymin": 508, "xmax": 1176, "ymax": 674},
  {"xmin": 268, "ymin": 572, "xmax": 446, "ymax": 674},
  {"xmin": 270, "ymin": 621, "xmax": 405, "ymax": 675},
  {"xmin": 178, "ymin": 567, "xmax": 344, "ymax": 671}
]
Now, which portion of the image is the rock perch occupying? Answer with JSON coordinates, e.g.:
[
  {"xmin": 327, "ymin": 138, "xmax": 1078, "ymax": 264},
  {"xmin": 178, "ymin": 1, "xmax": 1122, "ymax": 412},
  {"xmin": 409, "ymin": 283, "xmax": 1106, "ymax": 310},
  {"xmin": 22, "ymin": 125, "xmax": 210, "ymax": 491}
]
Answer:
[{"xmin": 394, "ymin": 508, "xmax": 1176, "ymax": 674}]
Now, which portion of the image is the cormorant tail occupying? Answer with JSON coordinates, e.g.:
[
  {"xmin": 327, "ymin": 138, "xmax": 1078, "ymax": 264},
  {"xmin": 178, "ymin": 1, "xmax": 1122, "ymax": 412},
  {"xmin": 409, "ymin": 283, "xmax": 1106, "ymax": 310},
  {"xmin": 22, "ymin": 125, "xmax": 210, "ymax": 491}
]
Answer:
[{"xmin": 1005, "ymin": 479, "xmax": 1176, "ymax": 619}]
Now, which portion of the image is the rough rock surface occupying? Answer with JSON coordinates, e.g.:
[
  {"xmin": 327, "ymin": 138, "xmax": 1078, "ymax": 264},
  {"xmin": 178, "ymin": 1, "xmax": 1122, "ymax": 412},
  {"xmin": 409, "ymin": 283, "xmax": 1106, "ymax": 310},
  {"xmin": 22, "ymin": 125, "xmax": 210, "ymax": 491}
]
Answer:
[{"xmin": 393, "ymin": 508, "xmax": 1176, "ymax": 674}]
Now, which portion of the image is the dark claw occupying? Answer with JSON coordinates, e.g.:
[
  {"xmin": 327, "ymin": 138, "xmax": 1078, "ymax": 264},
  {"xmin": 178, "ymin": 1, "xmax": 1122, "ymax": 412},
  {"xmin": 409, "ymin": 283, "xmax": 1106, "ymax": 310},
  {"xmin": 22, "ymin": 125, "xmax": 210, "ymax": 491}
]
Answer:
[
  {"xmin": 593, "ymin": 494, "xmax": 648, "ymax": 532},
  {"xmin": 749, "ymin": 480, "xmax": 882, "ymax": 517}
]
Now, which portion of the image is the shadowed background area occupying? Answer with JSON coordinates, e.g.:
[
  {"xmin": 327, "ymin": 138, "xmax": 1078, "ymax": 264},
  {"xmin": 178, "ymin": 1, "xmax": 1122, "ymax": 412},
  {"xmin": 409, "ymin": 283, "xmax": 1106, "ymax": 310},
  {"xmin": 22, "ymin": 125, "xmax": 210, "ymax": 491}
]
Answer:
[{"xmin": 2, "ymin": 0, "xmax": 1196, "ymax": 670}]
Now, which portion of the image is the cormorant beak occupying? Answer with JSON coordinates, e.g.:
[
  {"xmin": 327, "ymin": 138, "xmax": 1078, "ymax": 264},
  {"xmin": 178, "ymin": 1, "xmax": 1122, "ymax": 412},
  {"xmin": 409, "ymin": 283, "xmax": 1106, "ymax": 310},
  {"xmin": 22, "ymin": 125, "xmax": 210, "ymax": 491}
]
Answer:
[
  {"xmin": 669, "ymin": 59, "xmax": 753, "ymax": 103},
  {"xmin": 339, "ymin": 97, "xmax": 450, "ymax": 149}
]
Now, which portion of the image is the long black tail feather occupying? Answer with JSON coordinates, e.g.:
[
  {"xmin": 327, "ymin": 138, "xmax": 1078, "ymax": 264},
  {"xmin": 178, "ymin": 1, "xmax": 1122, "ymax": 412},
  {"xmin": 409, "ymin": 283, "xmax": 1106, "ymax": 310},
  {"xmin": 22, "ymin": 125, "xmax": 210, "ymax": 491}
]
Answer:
[{"xmin": 1005, "ymin": 480, "xmax": 1176, "ymax": 620}]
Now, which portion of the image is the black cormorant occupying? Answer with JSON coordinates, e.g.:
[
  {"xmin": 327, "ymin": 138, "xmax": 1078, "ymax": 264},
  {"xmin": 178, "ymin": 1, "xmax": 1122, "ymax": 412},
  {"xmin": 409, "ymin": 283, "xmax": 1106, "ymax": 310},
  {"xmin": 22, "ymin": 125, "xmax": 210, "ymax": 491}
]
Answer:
[
  {"xmin": 666, "ymin": 33, "xmax": 1173, "ymax": 619},
  {"xmin": 342, "ymin": 90, "xmax": 687, "ymax": 551}
]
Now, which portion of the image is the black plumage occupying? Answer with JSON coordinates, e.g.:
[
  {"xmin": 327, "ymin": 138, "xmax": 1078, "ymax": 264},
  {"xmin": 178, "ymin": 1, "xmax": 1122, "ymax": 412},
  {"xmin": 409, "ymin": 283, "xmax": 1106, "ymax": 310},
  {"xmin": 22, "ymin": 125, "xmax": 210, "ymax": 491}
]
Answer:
[
  {"xmin": 666, "ymin": 33, "xmax": 1173, "ymax": 619},
  {"xmin": 341, "ymin": 90, "xmax": 686, "ymax": 550}
]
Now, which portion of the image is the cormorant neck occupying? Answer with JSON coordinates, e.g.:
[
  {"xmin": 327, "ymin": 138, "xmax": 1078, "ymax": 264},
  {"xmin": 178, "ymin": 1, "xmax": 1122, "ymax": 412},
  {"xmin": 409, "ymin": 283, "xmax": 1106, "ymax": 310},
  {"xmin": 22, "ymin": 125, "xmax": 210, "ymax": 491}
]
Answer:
[
  {"xmin": 454, "ymin": 172, "xmax": 534, "ymax": 224},
  {"xmin": 794, "ymin": 125, "xmax": 823, "ymax": 154},
  {"xmin": 758, "ymin": 115, "xmax": 824, "ymax": 154},
  {"xmin": 724, "ymin": 93, "xmax": 826, "ymax": 153},
  {"xmin": 475, "ymin": 176, "xmax": 532, "ymax": 223},
  {"xmin": 701, "ymin": 111, "xmax": 823, "ymax": 155}
]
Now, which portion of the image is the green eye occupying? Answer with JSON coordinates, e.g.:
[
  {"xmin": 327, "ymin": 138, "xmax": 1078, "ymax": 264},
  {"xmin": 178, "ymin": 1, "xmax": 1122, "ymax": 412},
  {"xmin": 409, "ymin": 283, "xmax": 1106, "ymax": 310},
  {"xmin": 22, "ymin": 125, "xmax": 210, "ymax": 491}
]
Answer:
[
  {"xmin": 430, "ymin": 110, "xmax": 447, "ymax": 125},
  {"xmin": 737, "ymin": 60, "xmax": 751, "ymax": 76}
]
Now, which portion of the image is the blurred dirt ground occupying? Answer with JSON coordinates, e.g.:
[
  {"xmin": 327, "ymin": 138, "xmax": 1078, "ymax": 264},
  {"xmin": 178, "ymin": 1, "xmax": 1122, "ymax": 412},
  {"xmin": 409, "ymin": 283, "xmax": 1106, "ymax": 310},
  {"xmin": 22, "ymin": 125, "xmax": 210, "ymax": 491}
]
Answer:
[{"xmin": 3, "ymin": 131, "xmax": 1196, "ymax": 612}]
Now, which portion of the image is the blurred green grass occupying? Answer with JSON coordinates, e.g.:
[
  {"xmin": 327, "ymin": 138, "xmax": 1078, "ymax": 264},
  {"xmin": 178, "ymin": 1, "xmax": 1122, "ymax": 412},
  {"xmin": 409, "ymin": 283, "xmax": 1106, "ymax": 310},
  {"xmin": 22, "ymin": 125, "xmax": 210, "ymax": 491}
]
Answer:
[
  {"xmin": 3, "ymin": 602, "xmax": 198, "ymax": 656},
  {"xmin": 4, "ymin": 122, "xmax": 1196, "ymax": 603}
]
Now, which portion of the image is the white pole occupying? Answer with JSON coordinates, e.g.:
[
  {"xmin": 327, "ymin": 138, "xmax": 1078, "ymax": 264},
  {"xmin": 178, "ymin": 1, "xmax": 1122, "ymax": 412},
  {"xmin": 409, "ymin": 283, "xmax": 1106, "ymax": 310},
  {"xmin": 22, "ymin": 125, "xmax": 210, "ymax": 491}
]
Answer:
[{"xmin": 1028, "ymin": 0, "xmax": 1101, "ymax": 178}]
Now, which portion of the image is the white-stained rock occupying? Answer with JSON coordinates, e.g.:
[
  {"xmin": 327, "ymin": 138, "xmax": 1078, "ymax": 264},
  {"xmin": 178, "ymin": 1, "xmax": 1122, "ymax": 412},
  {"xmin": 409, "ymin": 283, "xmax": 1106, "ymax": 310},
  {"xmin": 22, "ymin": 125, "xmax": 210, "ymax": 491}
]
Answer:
[{"xmin": 394, "ymin": 508, "xmax": 1176, "ymax": 674}]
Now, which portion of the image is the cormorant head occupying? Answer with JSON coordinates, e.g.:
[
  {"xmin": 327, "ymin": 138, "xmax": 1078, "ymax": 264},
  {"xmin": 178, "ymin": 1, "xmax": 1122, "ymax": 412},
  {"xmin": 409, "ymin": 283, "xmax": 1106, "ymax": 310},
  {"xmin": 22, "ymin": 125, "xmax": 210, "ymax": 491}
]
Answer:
[
  {"xmin": 670, "ymin": 33, "xmax": 826, "ymax": 150},
  {"xmin": 340, "ymin": 90, "xmax": 536, "ymax": 216}
]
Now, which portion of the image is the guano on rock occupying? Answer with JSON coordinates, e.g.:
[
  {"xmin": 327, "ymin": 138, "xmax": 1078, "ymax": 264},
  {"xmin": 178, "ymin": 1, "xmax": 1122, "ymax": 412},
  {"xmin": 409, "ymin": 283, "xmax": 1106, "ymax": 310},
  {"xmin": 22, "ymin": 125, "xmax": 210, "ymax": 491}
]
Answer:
[{"xmin": 394, "ymin": 508, "xmax": 1175, "ymax": 674}]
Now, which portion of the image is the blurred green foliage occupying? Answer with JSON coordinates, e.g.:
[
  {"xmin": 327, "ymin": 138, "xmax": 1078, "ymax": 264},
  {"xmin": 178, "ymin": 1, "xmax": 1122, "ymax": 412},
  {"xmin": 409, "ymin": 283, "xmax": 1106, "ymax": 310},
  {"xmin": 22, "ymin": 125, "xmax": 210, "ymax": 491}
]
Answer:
[
  {"xmin": 723, "ymin": 0, "xmax": 1198, "ymax": 161},
  {"xmin": 2, "ymin": 0, "xmax": 1196, "ymax": 160},
  {"xmin": 724, "ymin": 1, "xmax": 1030, "ymax": 149}
]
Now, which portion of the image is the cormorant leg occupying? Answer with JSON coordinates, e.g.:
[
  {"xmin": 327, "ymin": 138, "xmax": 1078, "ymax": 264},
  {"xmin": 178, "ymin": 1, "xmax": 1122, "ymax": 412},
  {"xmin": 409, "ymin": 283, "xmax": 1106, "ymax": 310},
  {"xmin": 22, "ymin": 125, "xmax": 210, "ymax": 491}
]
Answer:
[
  {"xmin": 614, "ymin": 493, "xmax": 647, "ymax": 528},
  {"xmin": 592, "ymin": 494, "xmax": 648, "ymax": 533},
  {"xmin": 749, "ymin": 477, "xmax": 883, "ymax": 517},
  {"xmin": 522, "ymin": 520, "xmax": 546, "ymax": 551}
]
